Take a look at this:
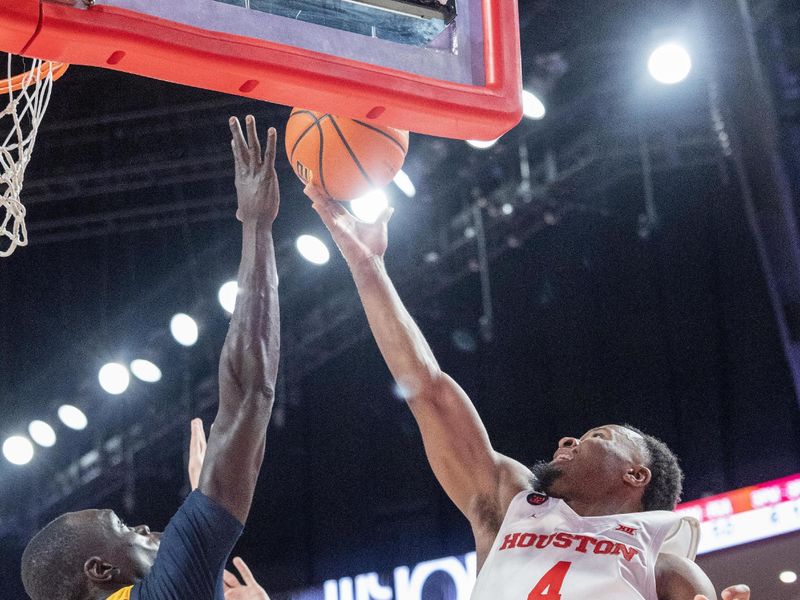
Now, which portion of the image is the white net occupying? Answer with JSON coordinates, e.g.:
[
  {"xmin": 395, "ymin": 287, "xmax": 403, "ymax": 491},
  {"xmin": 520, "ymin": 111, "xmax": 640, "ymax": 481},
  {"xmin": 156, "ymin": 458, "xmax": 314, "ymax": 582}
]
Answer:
[{"xmin": 1, "ymin": 56, "xmax": 60, "ymax": 257}]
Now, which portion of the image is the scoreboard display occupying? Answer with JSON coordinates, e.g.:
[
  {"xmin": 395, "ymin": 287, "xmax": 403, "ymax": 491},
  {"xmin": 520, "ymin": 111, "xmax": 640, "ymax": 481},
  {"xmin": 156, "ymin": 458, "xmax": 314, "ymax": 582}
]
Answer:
[{"xmin": 676, "ymin": 473, "xmax": 800, "ymax": 554}]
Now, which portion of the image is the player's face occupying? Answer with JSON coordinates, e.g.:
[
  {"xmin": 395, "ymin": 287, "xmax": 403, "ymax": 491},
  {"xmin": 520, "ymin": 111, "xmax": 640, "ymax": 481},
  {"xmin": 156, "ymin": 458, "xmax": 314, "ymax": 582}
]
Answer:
[
  {"xmin": 545, "ymin": 425, "xmax": 648, "ymax": 499},
  {"xmin": 95, "ymin": 509, "xmax": 161, "ymax": 580}
]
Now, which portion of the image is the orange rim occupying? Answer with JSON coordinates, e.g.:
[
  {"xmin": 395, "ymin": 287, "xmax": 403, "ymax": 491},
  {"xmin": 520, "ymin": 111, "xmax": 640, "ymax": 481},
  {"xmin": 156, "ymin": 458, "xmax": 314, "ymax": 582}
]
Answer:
[{"xmin": 0, "ymin": 61, "xmax": 69, "ymax": 95}]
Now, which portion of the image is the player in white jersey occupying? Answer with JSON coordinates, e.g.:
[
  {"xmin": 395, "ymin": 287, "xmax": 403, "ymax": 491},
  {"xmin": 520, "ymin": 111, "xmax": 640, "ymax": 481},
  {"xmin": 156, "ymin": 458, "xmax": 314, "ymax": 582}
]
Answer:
[{"xmin": 305, "ymin": 185, "xmax": 752, "ymax": 600}]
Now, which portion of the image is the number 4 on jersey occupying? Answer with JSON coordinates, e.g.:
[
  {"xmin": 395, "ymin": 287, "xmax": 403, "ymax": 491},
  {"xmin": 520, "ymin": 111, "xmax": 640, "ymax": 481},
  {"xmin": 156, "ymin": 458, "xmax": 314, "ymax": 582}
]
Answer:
[{"xmin": 528, "ymin": 561, "xmax": 572, "ymax": 600}]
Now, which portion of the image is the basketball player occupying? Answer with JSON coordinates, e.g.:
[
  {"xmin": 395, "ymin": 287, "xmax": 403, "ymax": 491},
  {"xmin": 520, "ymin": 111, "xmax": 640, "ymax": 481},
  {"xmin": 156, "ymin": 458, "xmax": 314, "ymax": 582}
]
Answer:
[
  {"xmin": 304, "ymin": 185, "xmax": 751, "ymax": 600},
  {"xmin": 19, "ymin": 114, "xmax": 281, "ymax": 600}
]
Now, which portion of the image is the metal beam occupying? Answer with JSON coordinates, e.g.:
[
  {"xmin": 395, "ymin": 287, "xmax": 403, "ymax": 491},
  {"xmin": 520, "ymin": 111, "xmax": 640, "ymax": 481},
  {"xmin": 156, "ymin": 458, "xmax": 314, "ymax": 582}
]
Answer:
[{"xmin": 703, "ymin": 0, "xmax": 800, "ymax": 401}]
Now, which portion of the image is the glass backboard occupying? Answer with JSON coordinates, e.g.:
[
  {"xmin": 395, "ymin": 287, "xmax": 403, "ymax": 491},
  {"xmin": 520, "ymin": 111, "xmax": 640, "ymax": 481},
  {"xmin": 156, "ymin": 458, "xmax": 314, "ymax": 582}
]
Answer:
[{"xmin": 0, "ymin": 0, "xmax": 521, "ymax": 139}]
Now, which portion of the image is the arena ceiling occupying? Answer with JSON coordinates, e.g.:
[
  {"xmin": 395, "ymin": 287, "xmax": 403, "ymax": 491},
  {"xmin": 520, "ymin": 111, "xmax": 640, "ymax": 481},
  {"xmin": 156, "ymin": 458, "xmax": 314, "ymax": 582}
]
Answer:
[{"xmin": 1, "ymin": 0, "xmax": 799, "ymax": 596}]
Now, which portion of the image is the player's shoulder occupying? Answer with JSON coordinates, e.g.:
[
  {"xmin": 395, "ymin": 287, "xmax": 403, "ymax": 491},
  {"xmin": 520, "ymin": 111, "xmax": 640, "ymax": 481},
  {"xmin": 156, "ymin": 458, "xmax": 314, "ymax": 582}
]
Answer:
[{"xmin": 469, "ymin": 465, "xmax": 530, "ymax": 531}]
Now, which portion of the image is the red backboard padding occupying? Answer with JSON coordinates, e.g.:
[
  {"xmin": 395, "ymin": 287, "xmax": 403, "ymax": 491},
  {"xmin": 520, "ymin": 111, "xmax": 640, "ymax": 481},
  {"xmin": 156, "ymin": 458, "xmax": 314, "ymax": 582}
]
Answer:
[
  {"xmin": 0, "ymin": 0, "xmax": 40, "ymax": 54},
  {"xmin": 0, "ymin": 0, "xmax": 522, "ymax": 139}
]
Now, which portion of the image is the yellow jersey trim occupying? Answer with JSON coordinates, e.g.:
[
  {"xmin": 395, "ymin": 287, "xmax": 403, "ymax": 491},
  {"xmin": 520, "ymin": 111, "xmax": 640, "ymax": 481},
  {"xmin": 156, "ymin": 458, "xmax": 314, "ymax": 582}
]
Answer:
[{"xmin": 106, "ymin": 586, "xmax": 133, "ymax": 600}]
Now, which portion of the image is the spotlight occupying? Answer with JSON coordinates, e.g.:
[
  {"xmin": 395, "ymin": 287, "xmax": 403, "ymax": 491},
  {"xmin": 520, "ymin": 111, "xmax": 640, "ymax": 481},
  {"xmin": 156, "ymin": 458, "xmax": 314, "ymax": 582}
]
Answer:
[
  {"xmin": 648, "ymin": 43, "xmax": 692, "ymax": 84},
  {"xmin": 130, "ymin": 359, "xmax": 162, "ymax": 383},
  {"xmin": 393, "ymin": 169, "xmax": 416, "ymax": 198},
  {"xmin": 392, "ymin": 381, "xmax": 411, "ymax": 400},
  {"xmin": 467, "ymin": 139, "xmax": 499, "ymax": 150},
  {"xmin": 170, "ymin": 313, "xmax": 199, "ymax": 347},
  {"xmin": 58, "ymin": 404, "xmax": 88, "ymax": 430},
  {"xmin": 501, "ymin": 203, "xmax": 514, "ymax": 215},
  {"xmin": 3, "ymin": 436, "xmax": 34, "ymax": 466},
  {"xmin": 522, "ymin": 90, "xmax": 546, "ymax": 120},
  {"xmin": 28, "ymin": 420, "xmax": 56, "ymax": 448},
  {"xmin": 218, "ymin": 280, "xmax": 239, "ymax": 314},
  {"xmin": 296, "ymin": 235, "xmax": 330, "ymax": 265},
  {"xmin": 98, "ymin": 362, "xmax": 130, "ymax": 395},
  {"xmin": 351, "ymin": 189, "xmax": 389, "ymax": 224},
  {"xmin": 451, "ymin": 329, "xmax": 477, "ymax": 353},
  {"xmin": 780, "ymin": 571, "xmax": 797, "ymax": 584}
]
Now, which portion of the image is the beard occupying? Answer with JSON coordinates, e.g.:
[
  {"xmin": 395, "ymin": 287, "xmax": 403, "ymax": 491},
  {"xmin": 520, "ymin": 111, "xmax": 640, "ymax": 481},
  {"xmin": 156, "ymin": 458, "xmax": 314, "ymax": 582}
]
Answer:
[{"xmin": 530, "ymin": 461, "xmax": 565, "ymax": 497}]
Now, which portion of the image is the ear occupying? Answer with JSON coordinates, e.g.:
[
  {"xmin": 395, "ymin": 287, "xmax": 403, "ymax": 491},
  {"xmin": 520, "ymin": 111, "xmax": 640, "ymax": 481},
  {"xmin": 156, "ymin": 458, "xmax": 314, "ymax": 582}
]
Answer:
[
  {"xmin": 84, "ymin": 556, "xmax": 119, "ymax": 584},
  {"xmin": 623, "ymin": 465, "xmax": 652, "ymax": 489}
]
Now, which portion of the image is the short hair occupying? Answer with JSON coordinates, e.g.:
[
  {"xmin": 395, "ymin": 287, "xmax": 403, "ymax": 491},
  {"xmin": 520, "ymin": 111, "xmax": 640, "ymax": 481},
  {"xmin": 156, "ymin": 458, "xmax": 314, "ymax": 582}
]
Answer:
[
  {"xmin": 622, "ymin": 424, "xmax": 684, "ymax": 511},
  {"xmin": 21, "ymin": 513, "xmax": 95, "ymax": 600}
]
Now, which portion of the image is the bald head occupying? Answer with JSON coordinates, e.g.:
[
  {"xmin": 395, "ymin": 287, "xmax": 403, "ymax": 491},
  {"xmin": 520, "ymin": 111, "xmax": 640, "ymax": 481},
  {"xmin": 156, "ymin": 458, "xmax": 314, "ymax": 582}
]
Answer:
[
  {"xmin": 22, "ymin": 511, "xmax": 103, "ymax": 600},
  {"xmin": 21, "ymin": 509, "xmax": 160, "ymax": 600}
]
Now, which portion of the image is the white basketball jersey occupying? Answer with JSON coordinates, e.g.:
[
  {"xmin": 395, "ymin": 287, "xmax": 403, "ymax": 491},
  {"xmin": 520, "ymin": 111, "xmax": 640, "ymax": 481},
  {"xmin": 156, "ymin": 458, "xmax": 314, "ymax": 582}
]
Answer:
[{"xmin": 471, "ymin": 490, "xmax": 700, "ymax": 600}]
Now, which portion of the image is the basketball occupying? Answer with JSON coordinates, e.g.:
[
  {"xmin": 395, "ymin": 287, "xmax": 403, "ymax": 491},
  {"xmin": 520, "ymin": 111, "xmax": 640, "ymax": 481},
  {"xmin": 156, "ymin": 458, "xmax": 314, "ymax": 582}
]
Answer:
[{"xmin": 285, "ymin": 108, "xmax": 409, "ymax": 201}]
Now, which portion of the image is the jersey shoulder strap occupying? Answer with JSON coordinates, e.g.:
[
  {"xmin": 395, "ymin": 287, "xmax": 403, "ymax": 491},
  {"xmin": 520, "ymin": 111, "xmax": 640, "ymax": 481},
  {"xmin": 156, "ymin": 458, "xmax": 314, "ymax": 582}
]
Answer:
[
  {"xmin": 659, "ymin": 514, "xmax": 700, "ymax": 560},
  {"xmin": 504, "ymin": 489, "xmax": 553, "ymax": 519}
]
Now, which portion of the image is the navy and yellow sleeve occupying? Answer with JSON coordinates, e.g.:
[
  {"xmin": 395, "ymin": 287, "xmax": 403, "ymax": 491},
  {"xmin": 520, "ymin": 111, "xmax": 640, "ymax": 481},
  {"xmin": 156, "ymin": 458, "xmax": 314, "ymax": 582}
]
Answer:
[{"xmin": 130, "ymin": 490, "xmax": 244, "ymax": 600}]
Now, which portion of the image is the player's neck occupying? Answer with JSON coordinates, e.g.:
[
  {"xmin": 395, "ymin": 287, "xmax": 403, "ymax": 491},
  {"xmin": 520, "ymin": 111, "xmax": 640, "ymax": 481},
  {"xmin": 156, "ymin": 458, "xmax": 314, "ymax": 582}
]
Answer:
[{"xmin": 564, "ymin": 496, "xmax": 643, "ymax": 517}]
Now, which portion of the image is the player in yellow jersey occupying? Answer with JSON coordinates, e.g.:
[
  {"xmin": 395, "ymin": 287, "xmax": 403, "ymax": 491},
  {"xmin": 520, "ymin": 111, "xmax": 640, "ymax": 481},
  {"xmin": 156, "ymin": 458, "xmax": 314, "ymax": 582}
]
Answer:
[{"xmin": 21, "ymin": 115, "xmax": 281, "ymax": 600}]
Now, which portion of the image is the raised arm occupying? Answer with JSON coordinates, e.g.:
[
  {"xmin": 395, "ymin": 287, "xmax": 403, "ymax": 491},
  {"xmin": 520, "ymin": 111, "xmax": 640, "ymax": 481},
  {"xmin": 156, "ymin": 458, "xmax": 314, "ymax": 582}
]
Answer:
[
  {"xmin": 305, "ymin": 186, "xmax": 531, "ymax": 530},
  {"xmin": 199, "ymin": 115, "xmax": 280, "ymax": 524}
]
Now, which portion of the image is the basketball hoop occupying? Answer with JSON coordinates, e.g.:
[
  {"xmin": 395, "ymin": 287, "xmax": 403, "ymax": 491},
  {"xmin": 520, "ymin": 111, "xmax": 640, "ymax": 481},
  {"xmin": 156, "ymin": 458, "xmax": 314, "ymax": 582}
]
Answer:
[{"xmin": 0, "ymin": 55, "xmax": 68, "ymax": 257}]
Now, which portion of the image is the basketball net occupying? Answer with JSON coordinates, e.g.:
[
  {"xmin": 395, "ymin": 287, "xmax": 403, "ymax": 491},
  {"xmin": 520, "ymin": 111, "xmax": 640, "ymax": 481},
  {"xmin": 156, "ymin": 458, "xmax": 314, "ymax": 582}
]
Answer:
[{"xmin": 0, "ymin": 55, "xmax": 67, "ymax": 257}]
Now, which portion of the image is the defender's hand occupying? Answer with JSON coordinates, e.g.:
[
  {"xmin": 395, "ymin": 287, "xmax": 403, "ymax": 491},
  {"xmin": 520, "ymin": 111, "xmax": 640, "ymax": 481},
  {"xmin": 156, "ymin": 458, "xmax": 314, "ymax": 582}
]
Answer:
[
  {"xmin": 223, "ymin": 557, "xmax": 270, "ymax": 600},
  {"xmin": 305, "ymin": 183, "xmax": 394, "ymax": 267},
  {"xmin": 188, "ymin": 418, "xmax": 207, "ymax": 491},
  {"xmin": 695, "ymin": 584, "xmax": 750, "ymax": 600},
  {"xmin": 230, "ymin": 115, "xmax": 279, "ymax": 225}
]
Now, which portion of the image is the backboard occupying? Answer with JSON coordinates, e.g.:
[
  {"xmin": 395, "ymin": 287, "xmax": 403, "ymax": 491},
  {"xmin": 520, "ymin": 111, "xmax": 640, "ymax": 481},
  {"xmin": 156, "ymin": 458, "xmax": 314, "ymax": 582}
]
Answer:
[{"xmin": 0, "ymin": 0, "xmax": 522, "ymax": 139}]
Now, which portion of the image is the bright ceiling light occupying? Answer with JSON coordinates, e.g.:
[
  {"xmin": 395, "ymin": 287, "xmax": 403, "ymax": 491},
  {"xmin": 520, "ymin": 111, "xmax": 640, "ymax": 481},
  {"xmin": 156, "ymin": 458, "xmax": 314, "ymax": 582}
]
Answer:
[
  {"xmin": 296, "ymin": 235, "xmax": 330, "ymax": 265},
  {"xmin": 170, "ymin": 313, "xmax": 199, "ymax": 347},
  {"xmin": 393, "ymin": 169, "xmax": 416, "ymax": 198},
  {"xmin": 351, "ymin": 189, "xmax": 389, "ymax": 224},
  {"xmin": 3, "ymin": 436, "xmax": 34, "ymax": 466},
  {"xmin": 130, "ymin": 359, "xmax": 162, "ymax": 383},
  {"xmin": 58, "ymin": 404, "xmax": 88, "ymax": 430},
  {"xmin": 522, "ymin": 90, "xmax": 546, "ymax": 120},
  {"xmin": 467, "ymin": 138, "xmax": 499, "ymax": 150},
  {"xmin": 648, "ymin": 43, "xmax": 692, "ymax": 84},
  {"xmin": 28, "ymin": 420, "xmax": 56, "ymax": 448},
  {"xmin": 218, "ymin": 280, "xmax": 239, "ymax": 314},
  {"xmin": 98, "ymin": 362, "xmax": 131, "ymax": 395},
  {"xmin": 780, "ymin": 571, "xmax": 797, "ymax": 584}
]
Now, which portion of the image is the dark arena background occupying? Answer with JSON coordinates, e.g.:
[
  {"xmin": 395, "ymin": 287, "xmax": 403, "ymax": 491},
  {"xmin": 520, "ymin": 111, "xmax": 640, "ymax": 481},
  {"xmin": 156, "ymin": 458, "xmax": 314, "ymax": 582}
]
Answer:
[{"xmin": 2, "ymin": 0, "xmax": 800, "ymax": 598}]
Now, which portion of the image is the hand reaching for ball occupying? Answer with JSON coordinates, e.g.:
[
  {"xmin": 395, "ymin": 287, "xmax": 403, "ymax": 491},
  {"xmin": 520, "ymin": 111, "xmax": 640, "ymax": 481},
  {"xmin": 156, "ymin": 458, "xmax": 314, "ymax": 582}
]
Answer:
[
  {"xmin": 229, "ymin": 115, "xmax": 279, "ymax": 226},
  {"xmin": 304, "ymin": 183, "xmax": 394, "ymax": 268}
]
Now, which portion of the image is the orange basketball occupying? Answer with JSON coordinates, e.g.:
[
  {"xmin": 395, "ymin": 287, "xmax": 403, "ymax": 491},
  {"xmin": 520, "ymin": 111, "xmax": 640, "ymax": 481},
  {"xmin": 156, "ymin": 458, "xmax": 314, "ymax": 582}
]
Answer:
[{"xmin": 285, "ymin": 108, "xmax": 409, "ymax": 201}]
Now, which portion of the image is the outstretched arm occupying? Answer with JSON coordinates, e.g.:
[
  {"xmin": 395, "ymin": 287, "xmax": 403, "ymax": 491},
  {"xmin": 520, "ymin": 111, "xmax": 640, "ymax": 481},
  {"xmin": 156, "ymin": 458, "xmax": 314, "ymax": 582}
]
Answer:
[
  {"xmin": 305, "ymin": 186, "xmax": 530, "ymax": 529},
  {"xmin": 199, "ymin": 115, "xmax": 281, "ymax": 524}
]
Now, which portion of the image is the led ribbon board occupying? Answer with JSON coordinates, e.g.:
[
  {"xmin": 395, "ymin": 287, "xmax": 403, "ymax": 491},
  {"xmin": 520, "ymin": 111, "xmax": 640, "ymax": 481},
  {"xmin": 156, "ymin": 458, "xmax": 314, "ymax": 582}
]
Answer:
[
  {"xmin": 0, "ymin": 0, "xmax": 521, "ymax": 139},
  {"xmin": 676, "ymin": 473, "xmax": 800, "ymax": 554}
]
